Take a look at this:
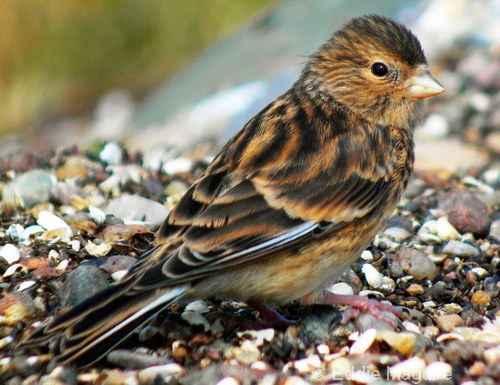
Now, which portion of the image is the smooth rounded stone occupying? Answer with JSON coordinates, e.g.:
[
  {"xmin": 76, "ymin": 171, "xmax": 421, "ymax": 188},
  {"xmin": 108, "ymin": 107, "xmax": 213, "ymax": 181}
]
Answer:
[
  {"xmin": 181, "ymin": 311, "xmax": 210, "ymax": 332},
  {"xmin": 388, "ymin": 357, "xmax": 426, "ymax": 381},
  {"xmin": 100, "ymin": 142, "xmax": 124, "ymax": 165},
  {"xmin": 105, "ymin": 194, "xmax": 170, "ymax": 228},
  {"xmin": 442, "ymin": 240, "xmax": 480, "ymax": 258},
  {"xmin": 56, "ymin": 156, "xmax": 90, "ymax": 180},
  {"xmin": 445, "ymin": 191, "xmax": 490, "ymax": 236},
  {"xmin": 58, "ymin": 265, "xmax": 110, "ymax": 308},
  {"xmin": 162, "ymin": 157, "xmax": 193, "ymax": 175},
  {"xmin": 424, "ymin": 361, "xmax": 453, "ymax": 382},
  {"xmin": 99, "ymin": 255, "xmax": 137, "ymax": 275},
  {"xmin": 2, "ymin": 170, "xmax": 56, "ymax": 208},
  {"xmin": 0, "ymin": 292, "xmax": 37, "ymax": 322},
  {"xmin": 482, "ymin": 169, "xmax": 500, "ymax": 187},
  {"xmin": 376, "ymin": 330, "xmax": 418, "ymax": 356},
  {"xmin": 436, "ymin": 314, "xmax": 464, "ymax": 332},
  {"xmin": 0, "ymin": 244, "xmax": 21, "ymax": 265},
  {"xmin": 37, "ymin": 211, "xmax": 73, "ymax": 238},
  {"xmin": 354, "ymin": 311, "xmax": 395, "ymax": 332},
  {"xmin": 360, "ymin": 250, "xmax": 374, "ymax": 262},
  {"xmin": 471, "ymin": 290, "xmax": 491, "ymax": 306},
  {"xmin": 435, "ymin": 218, "xmax": 460, "ymax": 241},
  {"xmin": 382, "ymin": 227, "xmax": 411, "ymax": 242},
  {"xmin": 106, "ymin": 349, "xmax": 172, "ymax": 369},
  {"xmin": 361, "ymin": 264, "xmax": 383, "ymax": 288},
  {"xmin": 393, "ymin": 248, "xmax": 438, "ymax": 280},
  {"xmin": 349, "ymin": 328, "xmax": 376, "ymax": 354},
  {"xmin": 483, "ymin": 276, "xmax": 499, "ymax": 298},
  {"xmin": 138, "ymin": 363, "xmax": 185, "ymax": 382},
  {"xmin": 488, "ymin": 220, "xmax": 500, "ymax": 243},
  {"xmin": 328, "ymin": 282, "xmax": 354, "ymax": 296}
]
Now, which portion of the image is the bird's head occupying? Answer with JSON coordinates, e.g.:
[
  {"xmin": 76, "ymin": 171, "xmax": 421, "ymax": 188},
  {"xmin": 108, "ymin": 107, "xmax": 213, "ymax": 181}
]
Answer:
[{"xmin": 303, "ymin": 14, "xmax": 444, "ymax": 128}]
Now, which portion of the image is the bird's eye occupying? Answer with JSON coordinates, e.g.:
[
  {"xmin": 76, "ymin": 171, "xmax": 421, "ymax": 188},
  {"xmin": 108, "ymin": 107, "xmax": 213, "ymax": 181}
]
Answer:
[{"xmin": 371, "ymin": 62, "xmax": 389, "ymax": 77}]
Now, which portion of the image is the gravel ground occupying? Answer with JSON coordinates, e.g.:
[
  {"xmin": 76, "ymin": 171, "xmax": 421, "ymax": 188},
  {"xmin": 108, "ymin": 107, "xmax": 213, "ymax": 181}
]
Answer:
[{"xmin": 0, "ymin": 41, "xmax": 499, "ymax": 385}]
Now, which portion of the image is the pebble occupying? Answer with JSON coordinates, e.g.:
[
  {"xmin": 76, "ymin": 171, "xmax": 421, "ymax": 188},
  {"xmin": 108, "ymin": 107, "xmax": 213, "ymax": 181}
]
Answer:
[
  {"xmin": 181, "ymin": 311, "xmax": 210, "ymax": 332},
  {"xmin": 58, "ymin": 265, "xmax": 110, "ymax": 308},
  {"xmin": 163, "ymin": 157, "xmax": 193, "ymax": 175},
  {"xmin": 237, "ymin": 329, "xmax": 274, "ymax": 347},
  {"xmin": 376, "ymin": 330, "xmax": 416, "ymax": 356},
  {"xmin": 106, "ymin": 350, "xmax": 172, "ymax": 369},
  {"xmin": 361, "ymin": 264, "xmax": 383, "ymax": 288},
  {"xmin": 437, "ymin": 314, "xmax": 464, "ymax": 332},
  {"xmin": 5, "ymin": 224, "xmax": 24, "ymax": 240},
  {"xmin": 0, "ymin": 292, "xmax": 36, "ymax": 323},
  {"xmin": 388, "ymin": 357, "xmax": 426, "ymax": 382},
  {"xmin": 99, "ymin": 142, "xmax": 124, "ymax": 165},
  {"xmin": 442, "ymin": 240, "xmax": 480, "ymax": 258},
  {"xmin": 424, "ymin": 361, "xmax": 453, "ymax": 382},
  {"xmin": 328, "ymin": 282, "xmax": 354, "ymax": 296},
  {"xmin": 55, "ymin": 156, "xmax": 89, "ymax": 179},
  {"xmin": 360, "ymin": 250, "xmax": 374, "ymax": 261},
  {"xmin": 435, "ymin": 218, "xmax": 460, "ymax": 241},
  {"xmin": 99, "ymin": 255, "xmax": 137, "ymax": 275},
  {"xmin": 105, "ymin": 194, "xmax": 170, "ymax": 228},
  {"xmin": 406, "ymin": 283, "xmax": 424, "ymax": 296},
  {"xmin": 137, "ymin": 363, "xmax": 185, "ymax": 382},
  {"xmin": 471, "ymin": 290, "xmax": 491, "ymax": 306},
  {"xmin": 0, "ymin": 244, "xmax": 21, "ymax": 265},
  {"xmin": 382, "ymin": 226, "xmax": 411, "ymax": 242},
  {"xmin": 2, "ymin": 169, "xmax": 55, "ymax": 208},
  {"xmin": 446, "ymin": 191, "xmax": 490, "ymax": 235},
  {"xmin": 393, "ymin": 248, "xmax": 438, "ymax": 280},
  {"xmin": 349, "ymin": 328, "xmax": 376, "ymax": 355},
  {"xmin": 37, "ymin": 211, "xmax": 73, "ymax": 239},
  {"xmin": 489, "ymin": 220, "xmax": 500, "ymax": 242}
]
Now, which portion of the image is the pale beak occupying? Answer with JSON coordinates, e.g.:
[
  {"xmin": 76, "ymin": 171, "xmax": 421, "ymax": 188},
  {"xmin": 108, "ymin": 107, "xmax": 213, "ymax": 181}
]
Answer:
[{"xmin": 408, "ymin": 70, "xmax": 445, "ymax": 99}]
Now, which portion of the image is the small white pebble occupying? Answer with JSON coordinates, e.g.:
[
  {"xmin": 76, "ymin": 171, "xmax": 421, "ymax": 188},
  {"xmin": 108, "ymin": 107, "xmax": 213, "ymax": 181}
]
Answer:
[
  {"xmin": 424, "ymin": 361, "xmax": 453, "ymax": 381},
  {"xmin": 185, "ymin": 300, "xmax": 209, "ymax": 313},
  {"xmin": 70, "ymin": 240, "xmax": 81, "ymax": 252},
  {"xmin": 350, "ymin": 329, "xmax": 376, "ymax": 355},
  {"xmin": 423, "ymin": 301, "xmax": 437, "ymax": 308},
  {"xmin": 20, "ymin": 225, "xmax": 45, "ymax": 242},
  {"xmin": 111, "ymin": 270, "xmax": 128, "ymax": 282},
  {"xmin": 328, "ymin": 282, "xmax": 354, "ymax": 296},
  {"xmin": 389, "ymin": 357, "xmax": 426, "ymax": 381},
  {"xmin": 6, "ymin": 224, "xmax": 24, "ymax": 240},
  {"xmin": 435, "ymin": 218, "xmax": 459, "ymax": 241},
  {"xmin": 469, "ymin": 92, "xmax": 491, "ymax": 112},
  {"xmin": 89, "ymin": 205, "xmax": 107, "ymax": 224},
  {"xmin": 55, "ymin": 259, "xmax": 69, "ymax": 271},
  {"xmin": 403, "ymin": 321, "xmax": 421, "ymax": 334},
  {"xmin": 17, "ymin": 280, "xmax": 36, "ymax": 291},
  {"xmin": 100, "ymin": 142, "xmax": 123, "ymax": 165},
  {"xmin": 362, "ymin": 264, "xmax": 383, "ymax": 288},
  {"xmin": 48, "ymin": 249, "xmax": 60, "ymax": 263},
  {"xmin": 360, "ymin": 250, "xmax": 374, "ymax": 261},
  {"xmin": 163, "ymin": 157, "xmax": 192, "ymax": 175},
  {"xmin": 0, "ymin": 244, "xmax": 20, "ymax": 265},
  {"xmin": 316, "ymin": 344, "xmax": 330, "ymax": 355},
  {"xmin": 37, "ymin": 211, "xmax": 73, "ymax": 238},
  {"xmin": 215, "ymin": 377, "xmax": 239, "ymax": 385},
  {"xmin": 181, "ymin": 311, "xmax": 210, "ymax": 332},
  {"xmin": 250, "ymin": 361, "xmax": 268, "ymax": 371}
]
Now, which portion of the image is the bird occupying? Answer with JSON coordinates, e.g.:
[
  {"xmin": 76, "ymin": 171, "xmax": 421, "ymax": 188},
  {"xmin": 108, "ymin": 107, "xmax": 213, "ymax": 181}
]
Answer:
[{"xmin": 23, "ymin": 14, "xmax": 444, "ymax": 367}]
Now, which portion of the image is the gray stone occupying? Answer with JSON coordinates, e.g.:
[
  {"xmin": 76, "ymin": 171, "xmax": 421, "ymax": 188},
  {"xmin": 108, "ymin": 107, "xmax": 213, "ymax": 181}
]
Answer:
[
  {"xmin": 394, "ymin": 248, "xmax": 439, "ymax": 280},
  {"xmin": 2, "ymin": 169, "xmax": 55, "ymax": 208},
  {"xmin": 442, "ymin": 240, "xmax": 480, "ymax": 258},
  {"xmin": 59, "ymin": 265, "xmax": 110, "ymax": 308}
]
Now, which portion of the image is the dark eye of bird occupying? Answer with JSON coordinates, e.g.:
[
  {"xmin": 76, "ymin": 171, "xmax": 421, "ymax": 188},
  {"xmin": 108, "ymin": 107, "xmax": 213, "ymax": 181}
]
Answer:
[{"xmin": 371, "ymin": 62, "xmax": 389, "ymax": 77}]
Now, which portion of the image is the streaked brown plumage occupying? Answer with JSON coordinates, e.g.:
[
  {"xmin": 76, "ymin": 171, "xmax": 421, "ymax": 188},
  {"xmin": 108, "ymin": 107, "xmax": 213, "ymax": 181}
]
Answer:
[{"xmin": 23, "ymin": 15, "xmax": 444, "ymax": 367}]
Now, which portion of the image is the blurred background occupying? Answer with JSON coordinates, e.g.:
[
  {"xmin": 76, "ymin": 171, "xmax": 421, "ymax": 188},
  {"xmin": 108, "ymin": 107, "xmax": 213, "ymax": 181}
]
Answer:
[{"xmin": 0, "ymin": 0, "xmax": 499, "ymax": 174}]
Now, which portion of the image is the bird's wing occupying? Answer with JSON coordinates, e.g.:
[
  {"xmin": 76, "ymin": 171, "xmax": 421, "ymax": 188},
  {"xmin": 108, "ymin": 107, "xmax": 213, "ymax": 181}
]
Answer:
[{"xmin": 128, "ymin": 98, "xmax": 398, "ymax": 289}]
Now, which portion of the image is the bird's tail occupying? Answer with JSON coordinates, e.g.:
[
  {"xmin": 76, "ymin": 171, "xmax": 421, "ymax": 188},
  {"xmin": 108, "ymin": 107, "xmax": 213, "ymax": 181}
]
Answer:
[{"xmin": 22, "ymin": 280, "xmax": 189, "ymax": 367}]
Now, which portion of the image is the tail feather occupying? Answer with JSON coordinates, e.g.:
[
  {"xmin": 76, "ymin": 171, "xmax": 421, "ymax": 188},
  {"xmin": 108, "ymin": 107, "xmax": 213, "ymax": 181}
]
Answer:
[{"xmin": 23, "ymin": 282, "xmax": 189, "ymax": 367}]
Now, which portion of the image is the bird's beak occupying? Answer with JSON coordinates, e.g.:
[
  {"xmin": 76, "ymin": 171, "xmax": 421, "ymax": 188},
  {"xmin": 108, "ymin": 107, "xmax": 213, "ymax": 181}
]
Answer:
[{"xmin": 408, "ymin": 69, "xmax": 445, "ymax": 99}]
